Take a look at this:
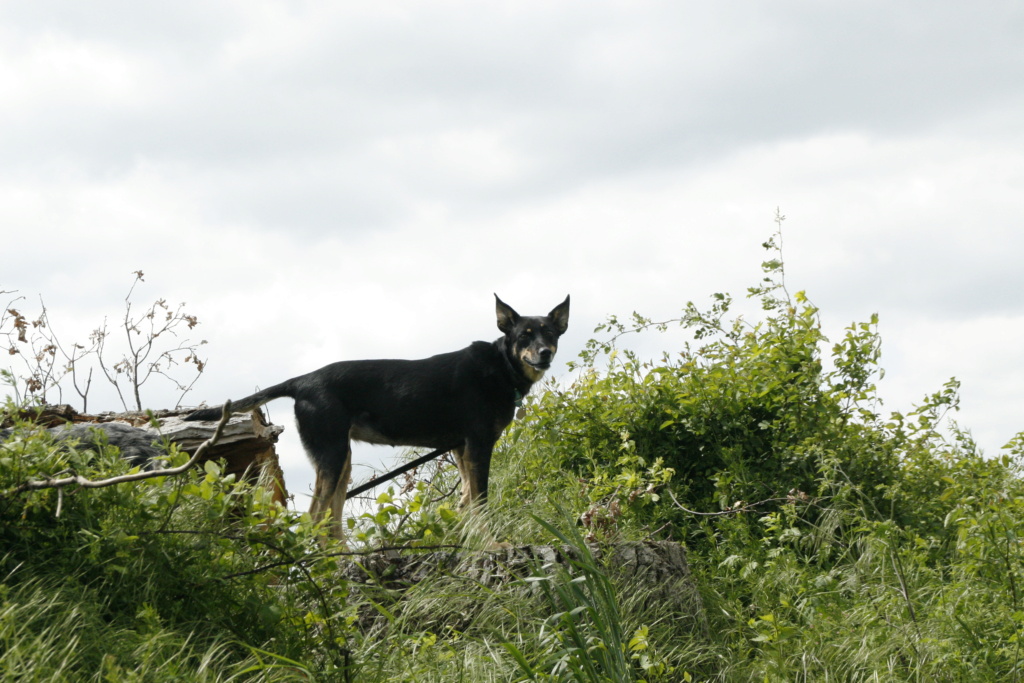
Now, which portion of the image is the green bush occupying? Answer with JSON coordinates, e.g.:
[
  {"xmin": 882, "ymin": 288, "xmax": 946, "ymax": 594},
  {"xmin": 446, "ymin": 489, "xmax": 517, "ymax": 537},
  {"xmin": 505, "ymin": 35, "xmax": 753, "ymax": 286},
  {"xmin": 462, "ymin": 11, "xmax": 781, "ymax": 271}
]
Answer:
[
  {"xmin": 0, "ymin": 407, "xmax": 355, "ymax": 681},
  {"xmin": 486, "ymin": 220, "xmax": 1024, "ymax": 679},
  {"xmin": 507, "ymin": 226, "xmax": 900, "ymax": 535}
]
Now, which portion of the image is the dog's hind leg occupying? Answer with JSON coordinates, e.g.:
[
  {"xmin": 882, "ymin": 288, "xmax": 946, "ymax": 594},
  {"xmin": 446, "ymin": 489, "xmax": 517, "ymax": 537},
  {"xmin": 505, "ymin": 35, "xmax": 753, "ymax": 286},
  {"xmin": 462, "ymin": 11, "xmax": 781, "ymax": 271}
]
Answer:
[
  {"xmin": 309, "ymin": 454, "xmax": 351, "ymax": 541},
  {"xmin": 295, "ymin": 398, "xmax": 351, "ymax": 541},
  {"xmin": 309, "ymin": 467, "xmax": 338, "ymax": 531},
  {"xmin": 327, "ymin": 452, "xmax": 352, "ymax": 539}
]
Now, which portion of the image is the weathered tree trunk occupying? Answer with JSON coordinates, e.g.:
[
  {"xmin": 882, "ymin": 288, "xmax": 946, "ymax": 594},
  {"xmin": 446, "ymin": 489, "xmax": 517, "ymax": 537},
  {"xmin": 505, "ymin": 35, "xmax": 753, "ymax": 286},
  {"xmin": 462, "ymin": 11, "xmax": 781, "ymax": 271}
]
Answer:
[
  {"xmin": 143, "ymin": 409, "xmax": 287, "ymax": 505},
  {"xmin": 8, "ymin": 405, "xmax": 288, "ymax": 505}
]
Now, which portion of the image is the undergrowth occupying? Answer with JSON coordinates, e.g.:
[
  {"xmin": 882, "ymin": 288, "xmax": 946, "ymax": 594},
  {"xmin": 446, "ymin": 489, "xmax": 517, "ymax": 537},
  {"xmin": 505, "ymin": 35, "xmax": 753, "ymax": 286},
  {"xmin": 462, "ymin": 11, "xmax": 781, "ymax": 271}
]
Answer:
[{"xmin": 4, "ymin": 218, "xmax": 1023, "ymax": 680}]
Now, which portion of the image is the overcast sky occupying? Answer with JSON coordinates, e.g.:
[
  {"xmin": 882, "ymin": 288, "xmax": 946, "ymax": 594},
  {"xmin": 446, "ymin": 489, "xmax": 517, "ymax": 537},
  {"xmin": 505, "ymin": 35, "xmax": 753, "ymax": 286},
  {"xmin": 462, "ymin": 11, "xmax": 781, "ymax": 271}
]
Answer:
[{"xmin": 3, "ymin": 2, "xmax": 1023, "ymax": 507}]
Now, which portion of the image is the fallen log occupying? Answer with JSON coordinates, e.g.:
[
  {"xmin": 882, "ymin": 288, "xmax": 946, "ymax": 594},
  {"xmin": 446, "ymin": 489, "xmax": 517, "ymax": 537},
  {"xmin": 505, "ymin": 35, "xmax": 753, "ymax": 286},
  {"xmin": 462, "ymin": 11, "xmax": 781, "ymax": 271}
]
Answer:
[
  {"xmin": 3, "ymin": 404, "xmax": 288, "ymax": 505},
  {"xmin": 338, "ymin": 541, "xmax": 707, "ymax": 635},
  {"xmin": 341, "ymin": 541, "xmax": 693, "ymax": 591}
]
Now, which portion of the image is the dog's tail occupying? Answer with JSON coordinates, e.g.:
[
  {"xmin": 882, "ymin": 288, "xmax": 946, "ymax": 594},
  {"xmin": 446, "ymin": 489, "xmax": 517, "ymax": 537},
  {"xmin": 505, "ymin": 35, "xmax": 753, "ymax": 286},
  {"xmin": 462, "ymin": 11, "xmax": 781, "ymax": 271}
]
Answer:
[{"xmin": 182, "ymin": 380, "xmax": 295, "ymax": 422}]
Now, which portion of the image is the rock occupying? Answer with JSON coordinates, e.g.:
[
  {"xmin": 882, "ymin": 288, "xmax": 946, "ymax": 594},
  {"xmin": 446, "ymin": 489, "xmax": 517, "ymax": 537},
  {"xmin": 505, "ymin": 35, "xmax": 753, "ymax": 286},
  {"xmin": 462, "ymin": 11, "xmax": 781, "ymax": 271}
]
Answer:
[{"xmin": 338, "ymin": 541, "xmax": 706, "ymax": 632}]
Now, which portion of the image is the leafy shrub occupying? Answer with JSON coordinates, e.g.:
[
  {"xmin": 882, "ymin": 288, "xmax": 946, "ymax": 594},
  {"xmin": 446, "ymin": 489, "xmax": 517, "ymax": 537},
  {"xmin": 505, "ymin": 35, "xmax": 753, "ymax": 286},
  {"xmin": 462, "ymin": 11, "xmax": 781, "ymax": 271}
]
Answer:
[
  {"xmin": 348, "ymin": 479, "xmax": 461, "ymax": 548},
  {"xmin": 0, "ymin": 404, "xmax": 355, "ymax": 681},
  {"xmin": 507, "ymin": 223, "xmax": 900, "ymax": 538},
  {"xmin": 488, "ymin": 217, "xmax": 1024, "ymax": 679}
]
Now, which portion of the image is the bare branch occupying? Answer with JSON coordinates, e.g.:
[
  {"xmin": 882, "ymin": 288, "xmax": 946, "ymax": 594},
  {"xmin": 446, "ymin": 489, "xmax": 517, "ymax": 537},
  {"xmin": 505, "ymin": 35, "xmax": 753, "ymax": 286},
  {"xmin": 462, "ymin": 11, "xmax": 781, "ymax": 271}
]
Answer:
[
  {"xmin": 4, "ymin": 275, "xmax": 207, "ymax": 412},
  {"xmin": 666, "ymin": 488, "xmax": 817, "ymax": 517},
  {"xmin": 94, "ymin": 318, "xmax": 130, "ymax": 412}
]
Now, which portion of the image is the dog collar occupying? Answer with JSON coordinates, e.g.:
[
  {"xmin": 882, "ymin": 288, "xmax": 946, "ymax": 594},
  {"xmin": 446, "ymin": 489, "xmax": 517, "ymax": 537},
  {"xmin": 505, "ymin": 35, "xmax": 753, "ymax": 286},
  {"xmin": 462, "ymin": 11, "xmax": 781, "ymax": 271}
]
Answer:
[{"xmin": 514, "ymin": 389, "xmax": 524, "ymax": 407}]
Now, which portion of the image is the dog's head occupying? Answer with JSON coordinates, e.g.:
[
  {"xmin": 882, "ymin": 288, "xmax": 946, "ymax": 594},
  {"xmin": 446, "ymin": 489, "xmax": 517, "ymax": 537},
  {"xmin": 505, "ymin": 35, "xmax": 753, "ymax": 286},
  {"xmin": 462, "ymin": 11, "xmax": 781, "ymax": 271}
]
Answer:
[{"xmin": 495, "ymin": 294, "xmax": 570, "ymax": 383}]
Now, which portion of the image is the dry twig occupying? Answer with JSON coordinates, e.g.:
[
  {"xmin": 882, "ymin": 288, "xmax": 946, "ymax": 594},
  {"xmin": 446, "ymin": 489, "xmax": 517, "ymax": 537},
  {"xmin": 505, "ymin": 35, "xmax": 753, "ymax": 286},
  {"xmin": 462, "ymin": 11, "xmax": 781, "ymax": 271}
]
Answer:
[{"xmin": 667, "ymin": 488, "xmax": 816, "ymax": 517}]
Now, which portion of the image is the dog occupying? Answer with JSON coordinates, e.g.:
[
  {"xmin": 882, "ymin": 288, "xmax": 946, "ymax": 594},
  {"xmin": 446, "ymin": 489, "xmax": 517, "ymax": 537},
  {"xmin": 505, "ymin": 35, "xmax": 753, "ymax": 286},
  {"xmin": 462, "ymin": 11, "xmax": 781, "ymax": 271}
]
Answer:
[{"xmin": 185, "ymin": 294, "xmax": 569, "ymax": 539}]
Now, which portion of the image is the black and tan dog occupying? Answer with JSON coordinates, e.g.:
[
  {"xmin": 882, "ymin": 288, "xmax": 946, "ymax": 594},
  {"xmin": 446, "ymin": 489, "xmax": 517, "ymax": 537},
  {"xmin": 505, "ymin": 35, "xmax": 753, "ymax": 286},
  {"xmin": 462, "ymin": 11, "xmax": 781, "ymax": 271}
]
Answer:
[{"xmin": 185, "ymin": 294, "xmax": 569, "ymax": 539}]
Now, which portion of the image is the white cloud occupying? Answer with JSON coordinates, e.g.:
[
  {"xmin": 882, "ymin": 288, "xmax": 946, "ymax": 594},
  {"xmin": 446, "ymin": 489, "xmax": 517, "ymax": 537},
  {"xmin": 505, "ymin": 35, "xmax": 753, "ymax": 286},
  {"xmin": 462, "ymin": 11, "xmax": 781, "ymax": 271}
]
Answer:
[
  {"xmin": 0, "ymin": 32, "xmax": 144, "ymax": 110},
  {"xmin": 2, "ymin": 0, "xmax": 1023, "ymax": 505}
]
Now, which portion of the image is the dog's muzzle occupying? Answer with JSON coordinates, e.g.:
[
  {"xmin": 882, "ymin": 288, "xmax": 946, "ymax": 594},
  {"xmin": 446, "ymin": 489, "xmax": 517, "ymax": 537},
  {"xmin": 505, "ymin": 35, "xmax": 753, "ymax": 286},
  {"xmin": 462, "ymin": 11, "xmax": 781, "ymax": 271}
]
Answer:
[{"xmin": 527, "ymin": 348, "xmax": 553, "ymax": 369}]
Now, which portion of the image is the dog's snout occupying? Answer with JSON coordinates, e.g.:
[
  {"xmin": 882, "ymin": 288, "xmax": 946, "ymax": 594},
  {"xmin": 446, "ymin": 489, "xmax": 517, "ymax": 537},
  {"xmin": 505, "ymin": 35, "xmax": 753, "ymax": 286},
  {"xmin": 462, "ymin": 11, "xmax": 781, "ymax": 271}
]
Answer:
[{"xmin": 538, "ymin": 347, "xmax": 553, "ymax": 362}]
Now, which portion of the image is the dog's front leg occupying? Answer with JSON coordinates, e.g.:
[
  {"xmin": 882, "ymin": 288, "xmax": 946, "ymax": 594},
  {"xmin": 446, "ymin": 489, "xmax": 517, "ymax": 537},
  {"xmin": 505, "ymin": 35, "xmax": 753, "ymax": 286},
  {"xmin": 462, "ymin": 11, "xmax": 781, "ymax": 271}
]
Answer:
[
  {"xmin": 455, "ymin": 439, "xmax": 494, "ymax": 509},
  {"xmin": 452, "ymin": 443, "xmax": 473, "ymax": 508}
]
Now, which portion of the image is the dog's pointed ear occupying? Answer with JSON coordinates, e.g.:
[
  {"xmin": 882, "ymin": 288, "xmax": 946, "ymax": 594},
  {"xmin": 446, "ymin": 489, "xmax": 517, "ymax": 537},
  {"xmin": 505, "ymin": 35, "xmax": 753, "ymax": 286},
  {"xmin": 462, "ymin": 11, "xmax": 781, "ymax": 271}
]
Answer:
[
  {"xmin": 548, "ymin": 295, "xmax": 570, "ymax": 335},
  {"xmin": 495, "ymin": 294, "xmax": 520, "ymax": 334}
]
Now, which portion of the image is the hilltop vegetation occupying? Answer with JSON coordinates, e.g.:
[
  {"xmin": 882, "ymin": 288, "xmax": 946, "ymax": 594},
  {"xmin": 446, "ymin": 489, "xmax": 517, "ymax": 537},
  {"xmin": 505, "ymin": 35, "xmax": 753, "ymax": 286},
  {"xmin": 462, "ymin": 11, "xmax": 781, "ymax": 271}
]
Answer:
[{"xmin": 3, "ymin": 226, "xmax": 1023, "ymax": 681}]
